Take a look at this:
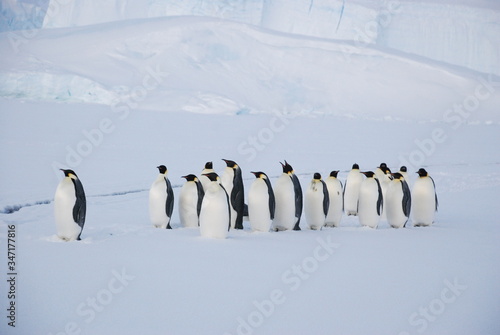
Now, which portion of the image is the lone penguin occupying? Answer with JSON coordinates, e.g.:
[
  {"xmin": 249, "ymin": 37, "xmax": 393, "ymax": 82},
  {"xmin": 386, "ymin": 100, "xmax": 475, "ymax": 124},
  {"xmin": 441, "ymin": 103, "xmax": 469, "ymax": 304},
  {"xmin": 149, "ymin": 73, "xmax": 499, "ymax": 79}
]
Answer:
[
  {"xmin": 199, "ymin": 172, "xmax": 231, "ymax": 238},
  {"xmin": 248, "ymin": 171, "xmax": 275, "ymax": 232},
  {"xmin": 149, "ymin": 165, "xmax": 174, "ymax": 229},
  {"xmin": 386, "ymin": 172, "xmax": 411, "ymax": 228},
  {"xmin": 272, "ymin": 161, "xmax": 303, "ymax": 231},
  {"xmin": 305, "ymin": 173, "xmax": 329, "ymax": 230},
  {"xmin": 200, "ymin": 161, "xmax": 215, "ymax": 190},
  {"xmin": 324, "ymin": 170, "xmax": 343, "ymax": 227},
  {"xmin": 54, "ymin": 169, "xmax": 86, "ymax": 241},
  {"xmin": 357, "ymin": 171, "xmax": 383, "ymax": 228},
  {"xmin": 221, "ymin": 159, "xmax": 245, "ymax": 229},
  {"xmin": 344, "ymin": 163, "xmax": 363, "ymax": 216},
  {"xmin": 411, "ymin": 168, "xmax": 438, "ymax": 227},
  {"xmin": 179, "ymin": 174, "xmax": 205, "ymax": 228}
]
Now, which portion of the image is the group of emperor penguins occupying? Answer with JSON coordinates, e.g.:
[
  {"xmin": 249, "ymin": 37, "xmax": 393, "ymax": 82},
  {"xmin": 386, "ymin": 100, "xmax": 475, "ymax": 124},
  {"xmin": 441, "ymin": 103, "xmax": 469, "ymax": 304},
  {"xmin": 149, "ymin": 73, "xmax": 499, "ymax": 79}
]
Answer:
[{"xmin": 53, "ymin": 160, "xmax": 438, "ymax": 241}]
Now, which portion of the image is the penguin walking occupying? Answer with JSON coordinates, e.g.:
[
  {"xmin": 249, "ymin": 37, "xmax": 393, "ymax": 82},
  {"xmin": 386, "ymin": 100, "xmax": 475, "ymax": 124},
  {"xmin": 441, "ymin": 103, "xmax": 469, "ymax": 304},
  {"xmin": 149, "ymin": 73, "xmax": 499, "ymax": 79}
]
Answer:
[
  {"xmin": 179, "ymin": 174, "xmax": 205, "ymax": 228},
  {"xmin": 149, "ymin": 165, "xmax": 174, "ymax": 229},
  {"xmin": 221, "ymin": 159, "xmax": 245, "ymax": 229},
  {"xmin": 272, "ymin": 161, "xmax": 303, "ymax": 231},
  {"xmin": 199, "ymin": 172, "xmax": 230, "ymax": 238},
  {"xmin": 344, "ymin": 164, "xmax": 363, "ymax": 216},
  {"xmin": 412, "ymin": 168, "xmax": 438, "ymax": 227},
  {"xmin": 305, "ymin": 173, "xmax": 329, "ymax": 230},
  {"xmin": 386, "ymin": 173, "xmax": 411, "ymax": 228},
  {"xmin": 357, "ymin": 171, "xmax": 383, "ymax": 228},
  {"xmin": 54, "ymin": 169, "xmax": 86, "ymax": 241},
  {"xmin": 200, "ymin": 161, "xmax": 215, "ymax": 190},
  {"xmin": 248, "ymin": 171, "xmax": 275, "ymax": 232},
  {"xmin": 324, "ymin": 171, "xmax": 343, "ymax": 228}
]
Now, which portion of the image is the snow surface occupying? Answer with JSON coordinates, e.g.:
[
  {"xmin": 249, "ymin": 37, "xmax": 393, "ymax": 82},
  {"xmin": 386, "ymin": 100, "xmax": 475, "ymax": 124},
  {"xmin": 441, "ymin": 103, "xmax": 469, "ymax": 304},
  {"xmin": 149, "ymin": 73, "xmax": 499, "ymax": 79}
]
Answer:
[{"xmin": 1, "ymin": 0, "xmax": 500, "ymax": 334}]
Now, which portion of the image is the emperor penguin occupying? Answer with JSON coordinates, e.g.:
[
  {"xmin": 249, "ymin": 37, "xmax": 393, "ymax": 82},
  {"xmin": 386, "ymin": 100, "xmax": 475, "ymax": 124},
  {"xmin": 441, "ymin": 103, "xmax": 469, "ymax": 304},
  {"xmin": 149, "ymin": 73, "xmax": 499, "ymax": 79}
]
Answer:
[
  {"xmin": 179, "ymin": 174, "xmax": 205, "ymax": 228},
  {"xmin": 344, "ymin": 163, "xmax": 363, "ymax": 216},
  {"xmin": 200, "ymin": 161, "xmax": 215, "ymax": 190},
  {"xmin": 411, "ymin": 168, "xmax": 438, "ymax": 227},
  {"xmin": 149, "ymin": 165, "xmax": 174, "ymax": 229},
  {"xmin": 324, "ymin": 170, "xmax": 343, "ymax": 228},
  {"xmin": 272, "ymin": 161, "xmax": 303, "ymax": 231},
  {"xmin": 375, "ymin": 163, "xmax": 392, "ymax": 221},
  {"xmin": 199, "ymin": 172, "xmax": 231, "ymax": 238},
  {"xmin": 386, "ymin": 172, "xmax": 411, "ymax": 228},
  {"xmin": 221, "ymin": 159, "xmax": 245, "ymax": 229},
  {"xmin": 54, "ymin": 169, "xmax": 86, "ymax": 241},
  {"xmin": 248, "ymin": 171, "xmax": 275, "ymax": 232},
  {"xmin": 357, "ymin": 171, "xmax": 383, "ymax": 228},
  {"xmin": 305, "ymin": 173, "xmax": 329, "ymax": 230}
]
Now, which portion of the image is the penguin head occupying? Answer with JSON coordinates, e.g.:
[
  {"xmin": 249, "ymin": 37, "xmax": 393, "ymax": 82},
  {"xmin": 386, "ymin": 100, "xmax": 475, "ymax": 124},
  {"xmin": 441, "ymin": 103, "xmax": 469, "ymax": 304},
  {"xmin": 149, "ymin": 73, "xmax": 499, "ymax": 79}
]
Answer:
[
  {"xmin": 251, "ymin": 171, "xmax": 268, "ymax": 179},
  {"xmin": 391, "ymin": 172, "xmax": 404, "ymax": 181},
  {"xmin": 313, "ymin": 172, "xmax": 322, "ymax": 180},
  {"xmin": 400, "ymin": 166, "xmax": 407, "ymax": 173},
  {"xmin": 416, "ymin": 168, "xmax": 428, "ymax": 177},
  {"xmin": 222, "ymin": 159, "xmax": 238, "ymax": 169},
  {"xmin": 361, "ymin": 171, "xmax": 376, "ymax": 178},
  {"xmin": 60, "ymin": 169, "xmax": 78, "ymax": 179},
  {"xmin": 157, "ymin": 165, "xmax": 167, "ymax": 174},
  {"xmin": 379, "ymin": 163, "xmax": 387, "ymax": 169},
  {"xmin": 204, "ymin": 161, "xmax": 213, "ymax": 169},
  {"xmin": 281, "ymin": 160, "xmax": 294, "ymax": 174},
  {"xmin": 329, "ymin": 170, "xmax": 339, "ymax": 178},
  {"xmin": 182, "ymin": 174, "xmax": 198, "ymax": 182},
  {"xmin": 352, "ymin": 163, "xmax": 359, "ymax": 170},
  {"xmin": 203, "ymin": 172, "xmax": 220, "ymax": 182}
]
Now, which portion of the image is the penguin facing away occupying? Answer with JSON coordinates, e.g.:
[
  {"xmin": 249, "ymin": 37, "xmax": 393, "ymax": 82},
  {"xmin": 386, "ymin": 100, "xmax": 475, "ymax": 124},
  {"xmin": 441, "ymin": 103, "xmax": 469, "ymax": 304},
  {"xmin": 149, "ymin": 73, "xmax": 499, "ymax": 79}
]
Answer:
[
  {"xmin": 324, "ymin": 170, "xmax": 344, "ymax": 228},
  {"xmin": 199, "ymin": 172, "xmax": 231, "ymax": 239},
  {"xmin": 54, "ymin": 169, "xmax": 86, "ymax": 241},
  {"xmin": 305, "ymin": 173, "xmax": 329, "ymax": 230},
  {"xmin": 200, "ymin": 161, "xmax": 215, "ymax": 191},
  {"xmin": 412, "ymin": 168, "xmax": 438, "ymax": 227},
  {"xmin": 149, "ymin": 165, "xmax": 174, "ymax": 229},
  {"xmin": 179, "ymin": 174, "xmax": 205, "ymax": 228},
  {"xmin": 272, "ymin": 161, "xmax": 303, "ymax": 231},
  {"xmin": 357, "ymin": 171, "xmax": 383, "ymax": 229},
  {"xmin": 399, "ymin": 166, "xmax": 410, "ymax": 184},
  {"xmin": 221, "ymin": 159, "xmax": 245, "ymax": 230},
  {"xmin": 344, "ymin": 163, "xmax": 363, "ymax": 216},
  {"xmin": 248, "ymin": 171, "xmax": 275, "ymax": 232},
  {"xmin": 386, "ymin": 172, "xmax": 411, "ymax": 228}
]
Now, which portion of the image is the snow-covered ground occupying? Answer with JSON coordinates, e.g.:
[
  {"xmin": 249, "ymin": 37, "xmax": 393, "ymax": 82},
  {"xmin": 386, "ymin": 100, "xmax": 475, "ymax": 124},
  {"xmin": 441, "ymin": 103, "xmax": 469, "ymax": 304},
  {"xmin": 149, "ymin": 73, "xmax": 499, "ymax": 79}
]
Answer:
[{"xmin": 1, "ymin": 0, "xmax": 500, "ymax": 334}]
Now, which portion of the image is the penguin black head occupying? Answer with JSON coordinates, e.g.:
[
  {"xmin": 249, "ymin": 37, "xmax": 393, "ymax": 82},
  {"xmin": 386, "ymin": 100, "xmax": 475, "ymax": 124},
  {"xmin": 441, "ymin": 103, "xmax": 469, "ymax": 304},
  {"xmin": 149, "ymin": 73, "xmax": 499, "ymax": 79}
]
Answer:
[
  {"xmin": 281, "ymin": 160, "xmax": 294, "ymax": 174},
  {"xmin": 182, "ymin": 174, "xmax": 198, "ymax": 182},
  {"xmin": 313, "ymin": 172, "xmax": 322, "ymax": 180},
  {"xmin": 60, "ymin": 169, "xmax": 78, "ymax": 178},
  {"xmin": 379, "ymin": 163, "xmax": 387, "ymax": 169},
  {"xmin": 204, "ymin": 162, "xmax": 213, "ymax": 169},
  {"xmin": 352, "ymin": 163, "xmax": 359, "ymax": 170},
  {"xmin": 391, "ymin": 172, "xmax": 404, "ymax": 180},
  {"xmin": 400, "ymin": 166, "xmax": 407, "ymax": 173},
  {"xmin": 361, "ymin": 171, "xmax": 375, "ymax": 178},
  {"xmin": 157, "ymin": 165, "xmax": 167, "ymax": 174},
  {"xmin": 416, "ymin": 168, "xmax": 428, "ymax": 177},
  {"xmin": 203, "ymin": 172, "xmax": 220, "ymax": 182},
  {"xmin": 329, "ymin": 170, "xmax": 339, "ymax": 178},
  {"xmin": 222, "ymin": 159, "xmax": 237, "ymax": 168},
  {"xmin": 251, "ymin": 171, "xmax": 267, "ymax": 179}
]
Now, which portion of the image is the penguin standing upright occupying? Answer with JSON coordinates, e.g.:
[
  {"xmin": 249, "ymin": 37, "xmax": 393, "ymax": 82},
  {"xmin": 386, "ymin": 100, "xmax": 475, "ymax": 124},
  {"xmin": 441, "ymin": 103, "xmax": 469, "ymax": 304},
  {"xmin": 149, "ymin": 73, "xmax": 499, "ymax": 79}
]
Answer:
[
  {"xmin": 324, "ymin": 170, "xmax": 343, "ymax": 228},
  {"xmin": 248, "ymin": 171, "xmax": 275, "ymax": 232},
  {"xmin": 272, "ymin": 161, "xmax": 303, "ymax": 231},
  {"xmin": 149, "ymin": 165, "xmax": 174, "ymax": 229},
  {"xmin": 54, "ymin": 169, "xmax": 86, "ymax": 241},
  {"xmin": 412, "ymin": 168, "xmax": 438, "ymax": 227},
  {"xmin": 179, "ymin": 174, "xmax": 205, "ymax": 228},
  {"xmin": 305, "ymin": 173, "xmax": 329, "ymax": 230},
  {"xmin": 357, "ymin": 171, "xmax": 383, "ymax": 228},
  {"xmin": 221, "ymin": 159, "xmax": 245, "ymax": 229},
  {"xmin": 199, "ymin": 172, "xmax": 230, "ymax": 238},
  {"xmin": 386, "ymin": 172, "xmax": 411, "ymax": 228},
  {"xmin": 200, "ymin": 161, "xmax": 215, "ymax": 190},
  {"xmin": 344, "ymin": 163, "xmax": 363, "ymax": 216}
]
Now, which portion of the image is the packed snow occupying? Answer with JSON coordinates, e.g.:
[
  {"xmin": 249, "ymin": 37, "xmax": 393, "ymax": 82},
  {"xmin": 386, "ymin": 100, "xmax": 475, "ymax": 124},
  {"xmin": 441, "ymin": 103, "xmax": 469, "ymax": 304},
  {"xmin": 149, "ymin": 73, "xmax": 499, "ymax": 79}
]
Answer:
[{"xmin": 1, "ymin": 0, "xmax": 500, "ymax": 334}]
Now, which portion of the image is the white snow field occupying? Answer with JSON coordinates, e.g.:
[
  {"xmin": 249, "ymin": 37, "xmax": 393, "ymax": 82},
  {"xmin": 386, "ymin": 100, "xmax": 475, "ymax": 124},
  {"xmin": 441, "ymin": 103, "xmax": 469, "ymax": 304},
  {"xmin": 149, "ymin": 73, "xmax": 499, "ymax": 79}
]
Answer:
[{"xmin": 1, "ymin": 1, "xmax": 500, "ymax": 334}]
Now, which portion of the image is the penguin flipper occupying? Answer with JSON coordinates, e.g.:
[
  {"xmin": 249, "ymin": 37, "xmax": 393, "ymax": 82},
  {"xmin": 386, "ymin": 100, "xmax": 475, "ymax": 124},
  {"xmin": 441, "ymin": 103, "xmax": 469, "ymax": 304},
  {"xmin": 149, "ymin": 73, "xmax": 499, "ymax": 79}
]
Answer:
[
  {"xmin": 165, "ymin": 178, "xmax": 174, "ymax": 218},
  {"xmin": 291, "ymin": 174, "xmax": 303, "ymax": 230},
  {"xmin": 375, "ymin": 178, "xmax": 383, "ymax": 216},
  {"xmin": 430, "ymin": 176, "xmax": 438, "ymax": 211},
  {"xmin": 72, "ymin": 179, "xmax": 86, "ymax": 229},
  {"xmin": 195, "ymin": 181, "xmax": 205, "ymax": 219},
  {"xmin": 264, "ymin": 178, "xmax": 276, "ymax": 220},
  {"xmin": 402, "ymin": 180, "xmax": 411, "ymax": 217},
  {"xmin": 321, "ymin": 180, "xmax": 330, "ymax": 217}
]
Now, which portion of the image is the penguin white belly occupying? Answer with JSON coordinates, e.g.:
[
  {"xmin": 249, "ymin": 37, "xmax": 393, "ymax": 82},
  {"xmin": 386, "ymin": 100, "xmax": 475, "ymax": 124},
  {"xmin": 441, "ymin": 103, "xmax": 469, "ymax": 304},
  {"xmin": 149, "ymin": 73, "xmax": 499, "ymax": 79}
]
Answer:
[
  {"xmin": 248, "ymin": 180, "xmax": 272, "ymax": 232},
  {"xmin": 325, "ymin": 179, "xmax": 343, "ymax": 227},
  {"xmin": 179, "ymin": 183, "xmax": 199, "ymax": 228},
  {"xmin": 272, "ymin": 175, "xmax": 295, "ymax": 231},
  {"xmin": 200, "ymin": 185, "xmax": 229, "ymax": 239},
  {"xmin": 386, "ymin": 183, "xmax": 407, "ymax": 228},
  {"xmin": 412, "ymin": 180, "xmax": 435, "ymax": 226},
  {"xmin": 54, "ymin": 179, "xmax": 81, "ymax": 241},
  {"xmin": 305, "ymin": 184, "xmax": 325, "ymax": 230},
  {"xmin": 344, "ymin": 173, "xmax": 362, "ymax": 216},
  {"xmin": 149, "ymin": 179, "xmax": 169, "ymax": 228},
  {"xmin": 358, "ymin": 180, "xmax": 381, "ymax": 228}
]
